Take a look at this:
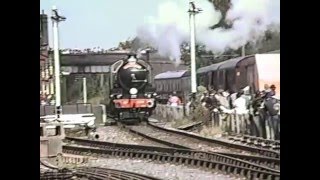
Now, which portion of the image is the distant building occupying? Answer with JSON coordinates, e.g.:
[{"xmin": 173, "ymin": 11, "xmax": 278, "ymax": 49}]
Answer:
[{"xmin": 40, "ymin": 11, "xmax": 54, "ymax": 104}]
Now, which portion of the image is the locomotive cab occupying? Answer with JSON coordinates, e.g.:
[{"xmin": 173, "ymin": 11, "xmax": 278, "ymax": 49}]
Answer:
[{"xmin": 108, "ymin": 54, "xmax": 156, "ymax": 123}]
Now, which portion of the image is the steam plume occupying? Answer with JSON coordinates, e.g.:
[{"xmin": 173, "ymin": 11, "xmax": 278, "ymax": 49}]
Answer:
[{"xmin": 136, "ymin": 0, "xmax": 280, "ymax": 64}]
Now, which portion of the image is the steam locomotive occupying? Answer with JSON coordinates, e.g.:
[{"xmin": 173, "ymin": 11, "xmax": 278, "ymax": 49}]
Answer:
[{"xmin": 107, "ymin": 54, "xmax": 156, "ymax": 123}]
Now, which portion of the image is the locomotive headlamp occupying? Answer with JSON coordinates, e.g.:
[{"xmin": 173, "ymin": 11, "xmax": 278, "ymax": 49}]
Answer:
[
  {"xmin": 116, "ymin": 94, "xmax": 122, "ymax": 99},
  {"xmin": 129, "ymin": 88, "xmax": 138, "ymax": 95}
]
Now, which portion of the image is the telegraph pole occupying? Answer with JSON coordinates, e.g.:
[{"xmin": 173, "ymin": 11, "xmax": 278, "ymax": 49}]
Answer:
[
  {"xmin": 51, "ymin": 6, "xmax": 66, "ymax": 119},
  {"xmin": 188, "ymin": 1, "xmax": 202, "ymax": 94}
]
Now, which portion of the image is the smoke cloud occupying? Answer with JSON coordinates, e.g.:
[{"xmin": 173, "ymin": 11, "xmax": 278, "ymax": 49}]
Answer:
[{"xmin": 136, "ymin": 0, "xmax": 280, "ymax": 64}]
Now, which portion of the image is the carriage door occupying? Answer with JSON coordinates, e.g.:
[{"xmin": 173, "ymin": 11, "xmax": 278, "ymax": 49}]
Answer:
[
  {"xmin": 207, "ymin": 72, "xmax": 212, "ymax": 90},
  {"xmin": 226, "ymin": 69, "xmax": 235, "ymax": 92},
  {"xmin": 246, "ymin": 65, "xmax": 255, "ymax": 93}
]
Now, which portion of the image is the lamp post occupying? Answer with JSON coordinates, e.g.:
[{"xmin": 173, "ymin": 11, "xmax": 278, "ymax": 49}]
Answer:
[
  {"xmin": 51, "ymin": 6, "xmax": 66, "ymax": 119},
  {"xmin": 188, "ymin": 1, "xmax": 202, "ymax": 94}
]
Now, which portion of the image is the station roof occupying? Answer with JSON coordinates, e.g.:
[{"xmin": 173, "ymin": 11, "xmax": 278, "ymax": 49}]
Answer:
[
  {"xmin": 154, "ymin": 70, "xmax": 190, "ymax": 80},
  {"xmin": 60, "ymin": 53, "xmax": 130, "ymax": 66}
]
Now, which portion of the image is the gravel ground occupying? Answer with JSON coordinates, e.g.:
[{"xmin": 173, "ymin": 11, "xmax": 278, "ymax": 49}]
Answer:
[
  {"xmin": 91, "ymin": 126, "xmax": 170, "ymax": 147},
  {"xmin": 129, "ymin": 125, "xmax": 251, "ymax": 155},
  {"xmin": 83, "ymin": 157, "xmax": 245, "ymax": 180}
]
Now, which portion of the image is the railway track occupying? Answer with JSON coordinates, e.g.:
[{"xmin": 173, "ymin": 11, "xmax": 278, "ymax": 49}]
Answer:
[
  {"xmin": 227, "ymin": 133, "xmax": 280, "ymax": 151},
  {"xmin": 40, "ymin": 159, "xmax": 74, "ymax": 180},
  {"xmin": 74, "ymin": 167, "xmax": 162, "ymax": 180},
  {"xmin": 40, "ymin": 159, "xmax": 59, "ymax": 170},
  {"xmin": 142, "ymin": 122, "xmax": 280, "ymax": 159},
  {"xmin": 64, "ymin": 137, "xmax": 280, "ymax": 178},
  {"xmin": 64, "ymin": 136, "xmax": 279, "ymax": 170},
  {"xmin": 40, "ymin": 159, "xmax": 160, "ymax": 180}
]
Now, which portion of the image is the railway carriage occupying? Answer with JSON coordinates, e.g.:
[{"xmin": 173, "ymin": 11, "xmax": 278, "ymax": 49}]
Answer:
[
  {"xmin": 197, "ymin": 53, "xmax": 280, "ymax": 96},
  {"xmin": 153, "ymin": 52, "xmax": 280, "ymax": 103},
  {"xmin": 154, "ymin": 70, "xmax": 191, "ymax": 104}
]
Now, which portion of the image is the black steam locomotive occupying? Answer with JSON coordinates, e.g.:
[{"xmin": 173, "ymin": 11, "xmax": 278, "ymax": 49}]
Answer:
[{"xmin": 107, "ymin": 54, "xmax": 156, "ymax": 123}]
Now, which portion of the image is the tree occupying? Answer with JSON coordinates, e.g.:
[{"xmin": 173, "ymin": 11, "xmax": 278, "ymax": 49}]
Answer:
[{"xmin": 209, "ymin": 0, "xmax": 232, "ymax": 30}]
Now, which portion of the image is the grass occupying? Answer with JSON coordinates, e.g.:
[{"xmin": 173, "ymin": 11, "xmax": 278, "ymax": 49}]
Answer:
[
  {"xmin": 170, "ymin": 118, "xmax": 194, "ymax": 128},
  {"xmin": 199, "ymin": 125, "xmax": 224, "ymax": 138}
]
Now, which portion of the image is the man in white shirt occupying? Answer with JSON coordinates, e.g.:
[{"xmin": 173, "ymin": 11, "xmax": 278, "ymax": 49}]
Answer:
[
  {"xmin": 233, "ymin": 91, "xmax": 249, "ymax": 134},
  {"xmin": 233, "ymin": 93, "xmax": 248, "ymax": 115}
]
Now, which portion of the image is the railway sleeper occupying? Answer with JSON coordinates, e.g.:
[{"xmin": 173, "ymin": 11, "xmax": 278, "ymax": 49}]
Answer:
[{"xmin": 63, "ymin": 146, "xmax": 280, "ymax": 179}]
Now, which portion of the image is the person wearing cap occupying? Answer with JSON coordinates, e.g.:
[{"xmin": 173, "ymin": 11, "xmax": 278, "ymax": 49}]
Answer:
[
  {"xmin": 263, "ymin": 91, "xmax": 280, "ymax": 140},
  {"xmin": 270, "ymin": 84, "xmax": 276, "ymax": 96},
  {"xmin": 250, "ymin": 90, "xmax": 266, "ymax": 137}
]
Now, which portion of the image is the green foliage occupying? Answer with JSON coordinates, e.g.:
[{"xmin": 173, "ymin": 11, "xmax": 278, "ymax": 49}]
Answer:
[{"xmin": 65, "ymin": 74, "xmax": 110, "ymax": 104}]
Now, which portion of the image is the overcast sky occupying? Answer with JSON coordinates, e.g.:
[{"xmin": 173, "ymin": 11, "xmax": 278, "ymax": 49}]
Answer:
[{"xmin": 40, "ymin": 0, "xmax": 161, "ymax": 49}]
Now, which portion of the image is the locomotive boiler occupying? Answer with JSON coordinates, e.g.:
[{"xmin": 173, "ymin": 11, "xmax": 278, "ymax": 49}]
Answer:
[{"xmin": 107, "ymin": 54, "xmax": 156, "ymax": 123}]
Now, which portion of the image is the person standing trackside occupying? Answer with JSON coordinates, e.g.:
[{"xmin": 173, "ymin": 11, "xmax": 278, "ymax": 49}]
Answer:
[
  {"xmin": 251, "ymin": 91, "xmax": 264, "ymax": 137},
  {"xmin": 270, "ymin": 84, "xmax": 276, "ymax": 96},
  {"xmin": 167, "ymin": 91, "xmax": 181, "ymax": 107},
  {"xmin": 264, "ymin": 84, "xmax": 270, "ymax": 92},
  {"xmin": 233, "ymin": 90, "xmax": 248, "ymax": 134},
  {"xmin": 264, "ymin": 92, "xmax": 280, "ymax": 140}
]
